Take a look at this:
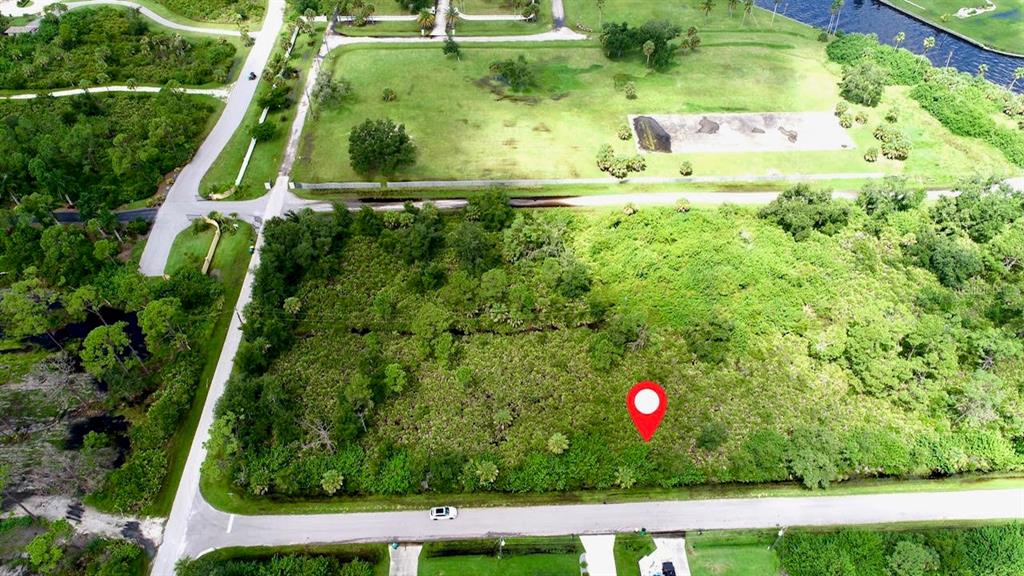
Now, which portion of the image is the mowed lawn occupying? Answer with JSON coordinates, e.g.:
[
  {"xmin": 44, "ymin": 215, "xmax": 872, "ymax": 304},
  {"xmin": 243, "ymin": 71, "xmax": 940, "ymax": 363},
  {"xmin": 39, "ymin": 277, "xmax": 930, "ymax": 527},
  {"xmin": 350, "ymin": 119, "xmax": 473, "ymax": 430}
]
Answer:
[
  {"xmin": 687, "ymin": 531, "xmax": 780, "ymax": 576},
  {"xmin": 294, "ymin": 35, "xmax": 1013, "ymax": 185},
  {"xmin": 418, "ymin": 554, "xmax": 581, "ymax": 576},
  {"xmin": 886, "ymin": 0, "xmax": 1024, "ymax": 55}
]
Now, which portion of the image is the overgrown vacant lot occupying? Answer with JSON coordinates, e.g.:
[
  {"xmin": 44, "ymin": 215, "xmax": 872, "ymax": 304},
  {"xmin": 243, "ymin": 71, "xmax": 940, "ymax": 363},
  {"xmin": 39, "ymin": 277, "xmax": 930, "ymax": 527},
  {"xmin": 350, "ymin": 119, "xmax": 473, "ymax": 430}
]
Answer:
[
  {"xmin": 0, "ymin": 92, "xmax": 220, "ymax": 214},
  {"xmin": 0, "ymin": 8, "xmax": 240, "ymax": 90},
  {"xmin": 293, "ymin": 36, "xmax": 1013, "ymax": 184},
  {"xmin": 156, "ymin": 0, "xmax": 265, "ymax": 23},
  {"xmin": 209, "ymin": 182, "xmax": 1023, "ymax": 500}
]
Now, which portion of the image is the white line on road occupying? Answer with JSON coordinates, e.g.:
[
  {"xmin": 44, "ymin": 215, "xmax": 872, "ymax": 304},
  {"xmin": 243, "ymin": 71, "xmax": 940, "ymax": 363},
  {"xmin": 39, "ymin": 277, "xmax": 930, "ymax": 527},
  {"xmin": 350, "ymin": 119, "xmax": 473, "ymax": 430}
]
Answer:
[{"xmin": 226, "ymin": 514, "xmax": 235, "ymax": 534}]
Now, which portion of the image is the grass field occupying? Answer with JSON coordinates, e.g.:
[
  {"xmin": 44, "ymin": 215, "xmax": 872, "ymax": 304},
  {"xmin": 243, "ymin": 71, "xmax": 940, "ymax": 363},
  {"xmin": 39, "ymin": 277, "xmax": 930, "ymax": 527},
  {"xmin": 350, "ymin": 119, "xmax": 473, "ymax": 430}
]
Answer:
[
  {"xmin": 149, "ymin": 221, "xmax": 254, "ymax": 515},
  {"xmin": 614, "ymin": 534, "xmax": 655, "ymax": 576},
  {"xmin": 293, "ymin": 37, "xmax": 1013, "ymax": 187},
  {"xmin": 563, "ymin": 0, "xmax": 782, "ymax": 31},
  {"xmin": 419, "ymin": 538, "xmax": 583, "ymax": 576},
  {"xmin": 419, "ymin": 554, "xmax": 580, "ymax": 576},
  {"xmin": 687, "ymin": 531, "xmax": 780, "ymax": 576},
  {"xmin": 202, "ymin": 24, "xmax": 324, "ymax": 201},
  {"xmin": 884, "ymin": 0, "xmax": 1024, "ymax": 55}
]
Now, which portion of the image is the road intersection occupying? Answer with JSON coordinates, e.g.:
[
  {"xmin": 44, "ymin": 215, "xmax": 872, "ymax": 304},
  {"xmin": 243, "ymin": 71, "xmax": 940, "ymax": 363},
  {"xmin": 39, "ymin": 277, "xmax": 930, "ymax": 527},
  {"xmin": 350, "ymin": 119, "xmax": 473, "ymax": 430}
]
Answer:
[{"xmin": 8, "ymin": 0, "xmax": 1019, "ymax": 572}]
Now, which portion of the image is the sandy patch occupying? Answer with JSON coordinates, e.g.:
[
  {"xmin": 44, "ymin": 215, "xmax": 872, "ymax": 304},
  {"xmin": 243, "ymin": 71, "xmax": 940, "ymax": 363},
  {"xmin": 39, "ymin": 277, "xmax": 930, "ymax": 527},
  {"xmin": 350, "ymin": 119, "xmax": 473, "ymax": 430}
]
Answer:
[{"xmin": 631, "ymin": 112, "xmax": 855, "ymax": 154}]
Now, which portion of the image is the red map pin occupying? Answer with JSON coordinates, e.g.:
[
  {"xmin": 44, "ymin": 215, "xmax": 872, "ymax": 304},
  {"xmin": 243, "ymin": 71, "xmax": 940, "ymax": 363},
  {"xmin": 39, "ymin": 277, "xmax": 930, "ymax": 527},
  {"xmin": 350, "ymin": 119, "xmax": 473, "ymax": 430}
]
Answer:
[{"xmin": 627, "ymin": 381, "xmax": 667, "ymax": 442}]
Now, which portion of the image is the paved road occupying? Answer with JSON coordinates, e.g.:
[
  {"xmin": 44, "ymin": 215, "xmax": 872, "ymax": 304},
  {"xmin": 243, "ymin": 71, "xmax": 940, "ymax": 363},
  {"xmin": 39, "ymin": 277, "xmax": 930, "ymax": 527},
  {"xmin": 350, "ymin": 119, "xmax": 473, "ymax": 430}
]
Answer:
[
  {"xmin": 2, "ymin": 0, "xmax": 239, "ymax": 35},
  {"xmin": 297, "ymin": 171, "xmax": 888, "ymax": 191},
  {"xmin": 65, "ymin": 0, "xmax": 240, "ymax": 35},
  {"xmin": 138, "ymin": 0, "xmax": 285, "ymax": 276},
  {"xmin": 1, "ymin": 86, "xmax": 230, "ymax": 100},
  {"xmin": 176, "ymin": 489, "xmax": 1022, "ymax": 560}
]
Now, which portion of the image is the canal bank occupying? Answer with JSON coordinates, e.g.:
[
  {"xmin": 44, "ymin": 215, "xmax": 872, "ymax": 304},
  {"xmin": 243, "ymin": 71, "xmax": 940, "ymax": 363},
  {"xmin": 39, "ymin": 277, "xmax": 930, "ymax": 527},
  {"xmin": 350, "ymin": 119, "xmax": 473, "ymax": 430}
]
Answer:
[{"xmin": 754, "ymin": 0, "xmax": 1024, "ymax": 92}]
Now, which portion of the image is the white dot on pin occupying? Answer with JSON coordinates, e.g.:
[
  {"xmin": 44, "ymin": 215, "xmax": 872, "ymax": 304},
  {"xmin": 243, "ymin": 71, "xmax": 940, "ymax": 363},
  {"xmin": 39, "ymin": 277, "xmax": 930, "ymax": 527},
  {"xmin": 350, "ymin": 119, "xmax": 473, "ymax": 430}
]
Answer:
[{"xmin": 634, "ymin": 388, "xmax": 660, "ymax": 415}]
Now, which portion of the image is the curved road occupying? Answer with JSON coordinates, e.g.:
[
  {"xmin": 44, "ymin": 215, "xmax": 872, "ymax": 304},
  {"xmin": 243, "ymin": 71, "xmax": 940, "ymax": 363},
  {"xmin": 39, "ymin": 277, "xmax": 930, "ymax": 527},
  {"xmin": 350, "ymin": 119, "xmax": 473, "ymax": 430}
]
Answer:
[
  {"xmin": 2, "ymin": 0, "xmax": 240, "ymax": 35},
  {"xmin": 1, "ymin": 86, "xmax": 230, "ymax": 100}
]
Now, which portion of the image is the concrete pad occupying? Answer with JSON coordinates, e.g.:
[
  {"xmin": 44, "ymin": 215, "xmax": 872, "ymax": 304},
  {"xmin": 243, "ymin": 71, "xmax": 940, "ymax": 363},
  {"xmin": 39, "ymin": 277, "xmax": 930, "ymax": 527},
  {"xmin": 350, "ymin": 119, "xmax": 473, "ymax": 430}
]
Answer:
[
  {"xmin": 639, "ymin": 537, "xmax": 690, "ymax": 576},
  {"xmin": 389, "ymin": 543, "xmax": 422, "ymax": 576},
  {"xmin": 631, "ymin": 112, "xmax": 855, "ymax": 154},
  {"xmin": 581, "ymin": 534, "xmax": 617, "ymax": 576}
]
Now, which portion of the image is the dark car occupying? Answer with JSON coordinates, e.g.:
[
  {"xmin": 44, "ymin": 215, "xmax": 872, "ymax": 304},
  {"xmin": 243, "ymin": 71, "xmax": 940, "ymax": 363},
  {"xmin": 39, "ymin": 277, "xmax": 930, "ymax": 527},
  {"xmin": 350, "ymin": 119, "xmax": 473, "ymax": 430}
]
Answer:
[{"xmin": 662, "ymin": 562, "xmax": 676, "ymax": 576}]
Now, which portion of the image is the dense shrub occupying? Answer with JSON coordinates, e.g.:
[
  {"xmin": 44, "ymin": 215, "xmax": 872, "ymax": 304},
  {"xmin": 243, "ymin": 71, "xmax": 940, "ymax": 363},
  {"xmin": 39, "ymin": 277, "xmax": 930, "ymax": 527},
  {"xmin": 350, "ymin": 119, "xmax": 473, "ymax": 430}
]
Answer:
[
  {"xmin": 0, "ymin": 92, "xmax": 214, "ymax": 215},
  {"xmin": 839, "ymin": 60, "xmax": 887, "ymax": 107},
  {"xmin": 779, "ymin": 524, "xmax": 1024, "ymax": 576},
  {"xmin": 489, "ymin": 55, "xmax": 534, "ymax": 91},
  {"xmin": 599, "ymin": 20, "xmax": 681, "ymax": 68},
  {"xmin": 213, "ymin": 202, "xmax": 1024, "ymax": 500},
  {"xmin": 911, "ymin": 70, "xmax": 1024, "ymax": 167},
  {"xmin": 0, "ymin": 8, "xmax": 237, "ymax": 90},
  {"xmin": 758, "ymin": 184, "xmax": 850, "ymax": 240}
]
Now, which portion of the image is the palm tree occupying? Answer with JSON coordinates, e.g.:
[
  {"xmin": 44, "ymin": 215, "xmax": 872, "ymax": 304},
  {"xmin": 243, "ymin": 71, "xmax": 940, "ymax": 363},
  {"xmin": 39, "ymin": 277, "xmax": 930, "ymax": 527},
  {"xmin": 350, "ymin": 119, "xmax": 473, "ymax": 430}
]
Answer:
[
  {"xmin": 643, "ymin": 40, "xmax": 655, "ymax": 67},
  {"xmin": 977, "ymin": 63, "xmax": 988, "ymax": 79},
  {"xmin": 596, "ymin": 0, "xmax": 606, "ymax": 27},
  {"xmin": 126, "ymin": 78, "xmax": 137, "ymax": 91},
  {"xmin": 771, "ymin": 0, "xmax": 781, "ymax": 26},
  {"xmin": 417, "ymin": 9, "xmax": 435, "ymax": 34},
  {"xmin": 1010, "ymin": 67, "xmax": 1024, "ymax": 91},
  {"xmin": 832, "ymin": 0, "xmax": 844, "ymax": 34},
  {"xmin": 923, "ymin": 36, "xmax": 935, "ymax": 56},
  {"xmin": 700, "ymin": 0, "xmax": 715, "ymax": 22},
  {"xmin": 742, "ymin": 0, "xmax": 754, "ymax": 25},
  {"xmin": 894, "ymin": 31, "xmax": 905, "ymax": 48},
  {"xmin": 728, "ymin": 0, "xmax": 738, "ymax": 17},
  {"xmin": 446, "ymin": 5, "xmax": 459, "ymax": 33}
]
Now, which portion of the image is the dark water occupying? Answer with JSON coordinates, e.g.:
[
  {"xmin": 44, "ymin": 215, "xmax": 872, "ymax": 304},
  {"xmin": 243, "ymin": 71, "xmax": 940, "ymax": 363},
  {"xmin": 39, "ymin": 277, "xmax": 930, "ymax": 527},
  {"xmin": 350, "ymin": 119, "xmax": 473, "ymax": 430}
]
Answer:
[
  {"xmin": 755, "ymin": 0, "xmax": 1024, "ymax": 92},
  {"xmin": 26, "ymin": 308, "xmax": 146, "ymax": 355},
  {"xmin": 66, "ymin": 415, "xmax": 131, "ymax": 466}
]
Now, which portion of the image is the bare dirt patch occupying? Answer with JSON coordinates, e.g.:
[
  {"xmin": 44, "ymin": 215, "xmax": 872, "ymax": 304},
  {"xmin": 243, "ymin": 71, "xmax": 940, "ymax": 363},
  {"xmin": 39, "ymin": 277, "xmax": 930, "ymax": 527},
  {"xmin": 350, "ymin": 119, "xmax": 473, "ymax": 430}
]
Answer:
[{"xmin": 630, "ymin": 112, "xmax": 855, "ymax": 154}]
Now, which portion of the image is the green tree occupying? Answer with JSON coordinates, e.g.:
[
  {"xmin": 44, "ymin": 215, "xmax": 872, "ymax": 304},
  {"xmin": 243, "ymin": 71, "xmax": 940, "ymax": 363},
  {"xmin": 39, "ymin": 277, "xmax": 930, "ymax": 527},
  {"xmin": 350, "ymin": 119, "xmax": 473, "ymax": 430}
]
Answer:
[
  {"xmin": 348, "ymin": 118, "xmax": 417, "ymax": 176},
  {"xmin": 857, "ymin": 176, "xmax": 925, "ymax": 217},
  {"xmin": 839, "ymin": 60, "xmax": 888, "ymax": 106},
  {"xmin": 887, "ymin": 541, "xmax": 939, "ymax": 576},
  {"xmin": 383, "ymin": 363, "xmax": 407, "ymax": 395},
  {"xmin": 80, "ymin": 321, "xmax": 139, "ymax": 381},
  {"xmin": 139, "ymin": 297, "xmax": 189, "ymax": 354},
  {"xmin": 547, "ymin": 432, "xmax": 569, "ymax": 454},
  {"xmin": 39, "ymin": 225, "xmax": 97, "ymax": 287},
  {"xmin": 894, "ymin": 31, "xmax": 905, "ymax": 48},
  {"xmin": 250, "ymin": 121, "xmax": 278, "ymax": 142},
  {"xmin": 26, "ymin": 520, "xmax": 73, "ymax": 574},
  {"xmin": 758, "ymin": 184, "xmax": 850, "ymax": 240},
  {"xmin": 1010, "ymin": 67, "xmax": 1024, "ymax": 91},
  {"xmin": 700, "ymin": 0, "xmax": 715, "ymax": 22},
  {"xmin": 321, "ymin": 469, "xmax": 344, "ymax": 495},
  {"xmin": 642, "ymin": 39, "xmax": 655, "ymax": 67},
  {"xmin": 922, "ymin": 36, "xmax": 935, "ymax": 55},
  {"xmin": 0, "ymin": 272, "xmax": 65, "ymax": 348},
  {"xmin": 443, "ymin": 35, "xmax": 461, "ymax": 60},
  {"xmin": 475, "ymin": 460, "xmax": 499, "ymax": 486}
]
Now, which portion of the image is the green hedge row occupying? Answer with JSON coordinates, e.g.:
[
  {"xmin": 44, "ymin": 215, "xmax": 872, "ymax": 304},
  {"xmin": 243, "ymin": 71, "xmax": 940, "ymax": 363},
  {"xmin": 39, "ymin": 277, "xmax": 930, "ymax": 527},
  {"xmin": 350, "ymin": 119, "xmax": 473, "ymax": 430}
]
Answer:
[{"xmin": 779, "ymin": 523, "xmax": 1024, "ymax": 576}]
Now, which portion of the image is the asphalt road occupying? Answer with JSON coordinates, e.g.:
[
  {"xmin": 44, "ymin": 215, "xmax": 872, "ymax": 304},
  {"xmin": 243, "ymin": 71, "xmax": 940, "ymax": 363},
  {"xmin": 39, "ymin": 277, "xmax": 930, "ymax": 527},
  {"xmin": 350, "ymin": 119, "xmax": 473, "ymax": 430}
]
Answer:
[
  {"xmin": 138, "ymin": 0, "xmax": 285, "ymax": 276},
  {"xmin": 179, "ymin": 489, "xmax": 1022, "ymax": 558}
]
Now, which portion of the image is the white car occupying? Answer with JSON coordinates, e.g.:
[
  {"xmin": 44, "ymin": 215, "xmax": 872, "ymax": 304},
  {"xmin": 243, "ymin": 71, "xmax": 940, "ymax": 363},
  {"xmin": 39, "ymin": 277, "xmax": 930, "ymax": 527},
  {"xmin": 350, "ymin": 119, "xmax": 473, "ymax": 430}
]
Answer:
[{"xmin": 429, "ymin": 506, "xmax": 458, "ymax": 520}]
